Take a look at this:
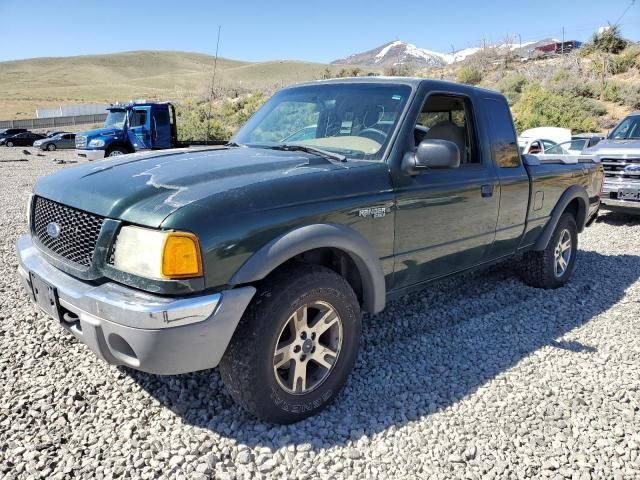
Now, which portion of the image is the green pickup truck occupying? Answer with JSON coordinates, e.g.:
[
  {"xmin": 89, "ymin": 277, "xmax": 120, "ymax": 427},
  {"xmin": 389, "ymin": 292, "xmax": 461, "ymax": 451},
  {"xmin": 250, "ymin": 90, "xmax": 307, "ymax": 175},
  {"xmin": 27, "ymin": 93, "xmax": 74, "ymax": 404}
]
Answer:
[{"xmin": 17, "ymin": 78, "xmax": 603, "ymax": 423}]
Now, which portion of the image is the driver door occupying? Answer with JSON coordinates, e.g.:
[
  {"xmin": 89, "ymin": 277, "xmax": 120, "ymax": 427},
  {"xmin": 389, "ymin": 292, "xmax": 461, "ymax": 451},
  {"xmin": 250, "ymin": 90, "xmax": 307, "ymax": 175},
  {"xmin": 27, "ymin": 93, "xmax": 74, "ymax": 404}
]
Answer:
[
  {"xmin": 127, "ymin": 107, "xmax": 152, "ymax": 150},
  {"xmin": 392, "ymin": 91, "xmax": 500, "ymax": 289}
]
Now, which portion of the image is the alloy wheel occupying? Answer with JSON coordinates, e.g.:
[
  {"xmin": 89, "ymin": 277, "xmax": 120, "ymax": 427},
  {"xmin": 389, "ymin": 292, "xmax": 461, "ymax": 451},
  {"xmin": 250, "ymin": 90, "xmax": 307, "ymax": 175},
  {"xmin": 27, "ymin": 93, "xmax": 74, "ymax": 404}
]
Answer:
[
  {"xmin": 553, "ymin": 229, "xmax": 572, "ymax": 277},
  {"xmin": 273, "ymin": 301, "xmax": 343, "ymax": 395}
]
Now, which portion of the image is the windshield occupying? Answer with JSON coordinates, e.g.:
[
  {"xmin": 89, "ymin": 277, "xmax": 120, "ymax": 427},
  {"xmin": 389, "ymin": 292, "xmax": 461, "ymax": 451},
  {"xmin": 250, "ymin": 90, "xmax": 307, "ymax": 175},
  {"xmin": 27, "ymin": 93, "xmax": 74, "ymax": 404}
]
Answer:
[
  {"xmin": 545, "ymin": 144, "xmax": 570, "ymax": 155},
  {"xmin": 233, "ymin": 83, "xmax": 413, "ymax": 160},
  {"xmin": 104, "ymin": 109, "xmax": 127, "ymax": 129},
  {"xmin": 609, "ymin": 116, "xmax": 640, "ymax": 140}
]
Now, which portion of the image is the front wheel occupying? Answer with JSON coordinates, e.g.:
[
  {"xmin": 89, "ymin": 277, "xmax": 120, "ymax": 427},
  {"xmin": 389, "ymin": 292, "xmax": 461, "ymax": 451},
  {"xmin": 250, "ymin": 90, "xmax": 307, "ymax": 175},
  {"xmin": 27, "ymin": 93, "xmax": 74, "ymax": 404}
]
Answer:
[
  {"xmin": 219, "ymin": 264, "xmax": 361, "ymax": 423},
  {"xmin": 6, "ymin": 141, "xmax": 14, "ymax": 147},
  {"xmin": 520, "ymin": 213, "xmax": 578, "ymax": 289},
  {"xmin": 47, "ymin": 143, "xmax": 56, "ymax": 151},
  {"xmin": 106, "ymin": 147, "xmax": 127, "ymax": 157}
]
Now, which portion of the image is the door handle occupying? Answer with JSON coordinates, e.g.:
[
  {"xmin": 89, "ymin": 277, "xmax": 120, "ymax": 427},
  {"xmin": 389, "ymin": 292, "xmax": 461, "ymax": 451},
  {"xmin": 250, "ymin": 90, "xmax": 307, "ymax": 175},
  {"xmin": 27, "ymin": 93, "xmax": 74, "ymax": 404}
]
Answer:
[{"xmin": 481, "ymin": 184, "xmax": 494, "ymax": 198}]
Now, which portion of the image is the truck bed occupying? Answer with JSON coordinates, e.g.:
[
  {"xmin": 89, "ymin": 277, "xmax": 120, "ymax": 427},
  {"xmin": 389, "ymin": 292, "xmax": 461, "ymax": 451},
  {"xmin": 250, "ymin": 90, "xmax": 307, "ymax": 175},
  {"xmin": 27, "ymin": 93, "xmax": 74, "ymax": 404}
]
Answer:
[{"xmin": 520, "ymin": 155, "xmax": 603, "ymax": 247}]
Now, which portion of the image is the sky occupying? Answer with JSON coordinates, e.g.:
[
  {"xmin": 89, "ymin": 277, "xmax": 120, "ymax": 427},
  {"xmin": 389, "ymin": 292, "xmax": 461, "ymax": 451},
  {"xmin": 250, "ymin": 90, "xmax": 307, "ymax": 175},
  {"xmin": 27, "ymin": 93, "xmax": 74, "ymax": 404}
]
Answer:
[{"xmin": 0, "ymin": 0, "xmax": 638, "ymax": 63}]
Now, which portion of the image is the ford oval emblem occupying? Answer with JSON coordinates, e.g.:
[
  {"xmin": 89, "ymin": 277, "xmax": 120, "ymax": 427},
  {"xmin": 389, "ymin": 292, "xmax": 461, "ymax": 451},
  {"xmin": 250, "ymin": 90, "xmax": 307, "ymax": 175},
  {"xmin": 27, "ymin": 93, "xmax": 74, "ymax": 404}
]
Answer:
[{"xmin": 46, "ymin": 222, "xmax": 61, "ymax": 238}]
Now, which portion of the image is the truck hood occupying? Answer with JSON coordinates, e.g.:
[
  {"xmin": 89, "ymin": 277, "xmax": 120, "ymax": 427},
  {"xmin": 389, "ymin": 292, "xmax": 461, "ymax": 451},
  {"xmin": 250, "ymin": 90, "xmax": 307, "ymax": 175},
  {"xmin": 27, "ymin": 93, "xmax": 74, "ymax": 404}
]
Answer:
[
  {"xmin": 77, "ymin": 127, "xmax": 122, "ymax": 139},
  {"xmin": 33, "ymin": 147, "xmax": 353, "ymax": 228},
  {"xmin": 584, "ymin": 138, "xmax": 640, "ymax": 156}
]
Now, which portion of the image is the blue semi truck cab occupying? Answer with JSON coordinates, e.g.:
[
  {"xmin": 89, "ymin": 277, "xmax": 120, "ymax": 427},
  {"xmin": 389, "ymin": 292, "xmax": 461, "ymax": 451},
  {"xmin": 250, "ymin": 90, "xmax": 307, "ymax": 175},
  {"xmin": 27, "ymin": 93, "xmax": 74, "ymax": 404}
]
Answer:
[{"xmin": 75, "ymin": 102, "xmax": 178, "ymax": 160}]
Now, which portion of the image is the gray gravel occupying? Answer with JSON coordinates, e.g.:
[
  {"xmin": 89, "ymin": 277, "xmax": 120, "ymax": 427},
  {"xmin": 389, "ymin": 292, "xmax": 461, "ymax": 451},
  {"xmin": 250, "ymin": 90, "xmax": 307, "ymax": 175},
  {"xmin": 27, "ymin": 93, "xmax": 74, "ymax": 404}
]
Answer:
[{"xmin": 1, "ymin": 146, "xmax": 639, "ymax": 479}]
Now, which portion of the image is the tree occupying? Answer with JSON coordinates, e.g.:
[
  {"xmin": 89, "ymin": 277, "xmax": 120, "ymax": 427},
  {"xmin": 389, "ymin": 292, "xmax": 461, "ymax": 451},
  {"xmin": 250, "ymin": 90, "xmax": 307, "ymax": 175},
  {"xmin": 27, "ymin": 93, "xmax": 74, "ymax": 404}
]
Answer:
[{"xmin": 590, "ymin": 24, "xmax": 628, "ymax": 55}]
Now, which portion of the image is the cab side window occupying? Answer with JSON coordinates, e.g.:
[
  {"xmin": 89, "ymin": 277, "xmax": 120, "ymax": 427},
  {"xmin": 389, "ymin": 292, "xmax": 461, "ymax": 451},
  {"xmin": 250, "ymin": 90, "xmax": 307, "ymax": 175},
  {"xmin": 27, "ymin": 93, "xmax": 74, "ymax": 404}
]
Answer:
[
  {"xmin": 130, "ymin": 110, "xmax": 147, "ymax": 127},
  {"xmin": 414, "ymin": 95, "xmax": 479, "ymax": 165}
]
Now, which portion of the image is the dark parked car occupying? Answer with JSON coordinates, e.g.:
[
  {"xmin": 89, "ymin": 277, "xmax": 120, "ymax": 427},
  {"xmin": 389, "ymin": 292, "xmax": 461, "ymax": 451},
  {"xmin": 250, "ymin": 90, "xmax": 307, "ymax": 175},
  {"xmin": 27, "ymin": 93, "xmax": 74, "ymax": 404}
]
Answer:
[
  {"xmin": 34, "ymin": 133, "xmax": 76, "ymax": 151},
  {"xmin": 1, "ymin": 132, "xmax": 46, "ymax": 147},
  {"xmin": 0, "ymin": 128, "xmax": 28, "ymax": 141},
  {"xmin": 17, "ymin": 78, "xmax": 603, "ymax": 423}
]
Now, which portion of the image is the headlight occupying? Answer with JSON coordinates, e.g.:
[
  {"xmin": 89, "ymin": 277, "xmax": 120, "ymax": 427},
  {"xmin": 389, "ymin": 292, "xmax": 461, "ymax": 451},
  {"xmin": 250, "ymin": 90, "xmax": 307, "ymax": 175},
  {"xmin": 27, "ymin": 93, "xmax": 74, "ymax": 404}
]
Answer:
[
  {"xmin": 89, "ymin": 139, "xmax": 105, "ymax": 147},
  {"xmin": 112, "ymin": 226, "xmax": 203, "ymax": 279}
]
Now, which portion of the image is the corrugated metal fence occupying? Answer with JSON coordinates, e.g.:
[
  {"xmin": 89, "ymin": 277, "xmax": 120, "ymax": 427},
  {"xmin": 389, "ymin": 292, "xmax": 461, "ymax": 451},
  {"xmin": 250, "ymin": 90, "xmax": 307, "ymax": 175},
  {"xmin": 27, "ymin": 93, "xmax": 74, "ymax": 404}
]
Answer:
[
  {"xmin": 36, "ymin": 103, "xmax": 110, "ymax": 118},
  {"xmin": 0, "ymin": 113, "xmax": 108, "ymax": 130}
]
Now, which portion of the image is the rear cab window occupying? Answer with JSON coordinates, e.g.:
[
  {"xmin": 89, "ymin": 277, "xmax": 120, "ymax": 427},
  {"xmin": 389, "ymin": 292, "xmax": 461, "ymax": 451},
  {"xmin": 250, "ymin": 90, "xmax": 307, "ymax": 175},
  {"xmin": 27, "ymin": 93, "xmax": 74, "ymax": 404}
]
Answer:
[{"xmin": 481, "ymin": 97, "xmax": 521, "ymax": 168}]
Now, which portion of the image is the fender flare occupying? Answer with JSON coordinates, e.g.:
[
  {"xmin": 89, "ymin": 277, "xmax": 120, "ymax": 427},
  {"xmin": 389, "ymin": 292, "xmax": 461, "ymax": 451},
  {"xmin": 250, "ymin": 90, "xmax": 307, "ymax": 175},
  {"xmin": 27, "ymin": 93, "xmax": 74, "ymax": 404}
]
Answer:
[
  {"xmin": 229, "ymin": 223, "xmax": 386, "ymax": 313},
  {"xmin": 533, "ymin": 185, "xmax": 588, "ymax": 251}
]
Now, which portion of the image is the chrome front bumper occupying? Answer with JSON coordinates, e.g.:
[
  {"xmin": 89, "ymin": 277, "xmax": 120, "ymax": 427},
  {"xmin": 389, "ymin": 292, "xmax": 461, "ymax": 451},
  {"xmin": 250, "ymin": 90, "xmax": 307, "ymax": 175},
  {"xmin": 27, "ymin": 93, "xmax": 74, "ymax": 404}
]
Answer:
[
  {"xmin": 601, "ymin": 181, "xmax": 640, "ymax": 212},
  {"xmin": 75, "ymin": 149, "xmax": 105, "ymax": 161},
  {"xmin": 601, "ymin": 198, "xmax": 640, "ymax": 211},
  {"xmin": 16, "ymin": 234, "xmax": 255, "ymax": 374}
]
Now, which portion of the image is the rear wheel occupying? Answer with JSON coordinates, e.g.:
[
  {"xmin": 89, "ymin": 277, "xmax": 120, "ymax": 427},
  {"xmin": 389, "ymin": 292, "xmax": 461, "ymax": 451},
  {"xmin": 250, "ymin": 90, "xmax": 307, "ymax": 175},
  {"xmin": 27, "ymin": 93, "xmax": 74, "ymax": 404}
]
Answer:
[
  {"xmin": 219, "ymin": 264, "xmax": 361, "ymax": 423},
  {"xmin": 520, "ymin": 213, "xmax": 578, "ymax": 289}
]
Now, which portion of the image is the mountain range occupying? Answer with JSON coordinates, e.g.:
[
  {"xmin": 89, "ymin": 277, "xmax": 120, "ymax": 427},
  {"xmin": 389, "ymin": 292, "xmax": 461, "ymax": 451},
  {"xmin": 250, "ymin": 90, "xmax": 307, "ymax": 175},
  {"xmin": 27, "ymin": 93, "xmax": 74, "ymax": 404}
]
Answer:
[{"xmin": 331, "ymin": 39, "xmax": 554, "ymax": 69}]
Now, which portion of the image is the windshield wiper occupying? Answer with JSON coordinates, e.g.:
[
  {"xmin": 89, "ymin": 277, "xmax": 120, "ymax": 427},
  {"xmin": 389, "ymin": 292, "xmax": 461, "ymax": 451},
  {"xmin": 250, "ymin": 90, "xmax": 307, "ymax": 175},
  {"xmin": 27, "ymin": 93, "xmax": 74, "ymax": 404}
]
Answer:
[
  {"xmin": 268, "ymin": 144, "xmax": 347, "ymax": 162},
  {"xmin": 225, "ymin": 141, "xmax": 245, "ymax": 147}
]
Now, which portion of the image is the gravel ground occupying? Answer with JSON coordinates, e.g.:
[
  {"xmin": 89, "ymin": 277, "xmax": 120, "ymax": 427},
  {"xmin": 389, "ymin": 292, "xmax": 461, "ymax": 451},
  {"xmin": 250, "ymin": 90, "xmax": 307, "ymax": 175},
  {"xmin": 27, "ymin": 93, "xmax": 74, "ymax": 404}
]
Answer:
[{"xmin": 1, "ymin": 146, "xmax": 639, "ymax": 479}]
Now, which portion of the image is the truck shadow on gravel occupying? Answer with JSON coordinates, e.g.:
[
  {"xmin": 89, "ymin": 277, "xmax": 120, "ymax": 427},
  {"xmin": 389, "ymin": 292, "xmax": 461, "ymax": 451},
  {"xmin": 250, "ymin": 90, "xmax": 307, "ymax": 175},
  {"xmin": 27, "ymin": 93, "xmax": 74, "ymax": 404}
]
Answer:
[
  {"xmin": 596, "ymin": 211, "xmax": 640, "ymax": 226},
  {"xmin": 124, "ymin": 249, "xmax": 638, "ymax": 449}
]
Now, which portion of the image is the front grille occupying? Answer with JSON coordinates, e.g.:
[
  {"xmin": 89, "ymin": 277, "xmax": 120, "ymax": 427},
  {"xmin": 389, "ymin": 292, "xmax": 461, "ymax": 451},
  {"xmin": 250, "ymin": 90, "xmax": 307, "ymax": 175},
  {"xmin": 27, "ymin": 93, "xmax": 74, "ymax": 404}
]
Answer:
[
  {"xmin": 32, "ymin": 196, "xmax": 104, "ymax": 268},
  {"xmin": 601, "ymin": 158, "xmax": 640, "ymax": 180},
  {"xmin": 75, "ymin": 135, "xmax": 86, "ymax": 148}
]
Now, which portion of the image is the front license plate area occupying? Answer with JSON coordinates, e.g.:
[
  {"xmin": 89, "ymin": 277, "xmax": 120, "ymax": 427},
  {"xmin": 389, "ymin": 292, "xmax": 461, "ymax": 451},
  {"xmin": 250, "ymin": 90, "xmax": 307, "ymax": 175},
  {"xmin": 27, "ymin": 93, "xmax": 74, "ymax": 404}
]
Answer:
[
  {"xmin": 30, "ymin": 272, "xmax": 61, "ymax": 321},
  {"xmin": 619, "ymin": 189, "xmax": 640, "ymax": 202}
]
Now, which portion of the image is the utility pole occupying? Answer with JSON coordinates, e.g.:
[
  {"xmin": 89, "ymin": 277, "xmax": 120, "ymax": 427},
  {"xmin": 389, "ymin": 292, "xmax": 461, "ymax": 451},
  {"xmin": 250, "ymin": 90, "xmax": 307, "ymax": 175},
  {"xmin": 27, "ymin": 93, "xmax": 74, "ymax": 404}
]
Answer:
[
  {"xmin": 561, "ymin": 26, "xmax": 565, "ymax": 55},
  {"xmin": 205, "ymin": 26, "xmax": 222, "ymax": 143},
  {"xmin": 518, "ymin": 34, "xmax": 522, "ymax": 49}
]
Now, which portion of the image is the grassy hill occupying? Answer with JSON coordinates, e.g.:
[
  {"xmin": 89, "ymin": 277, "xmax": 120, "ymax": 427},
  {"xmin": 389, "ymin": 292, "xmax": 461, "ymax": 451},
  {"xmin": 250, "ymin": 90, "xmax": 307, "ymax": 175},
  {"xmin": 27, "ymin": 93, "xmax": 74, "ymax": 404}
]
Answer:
[{"xmin": 0, "ymin": 50, "xmax": 360, "ymax": 119}]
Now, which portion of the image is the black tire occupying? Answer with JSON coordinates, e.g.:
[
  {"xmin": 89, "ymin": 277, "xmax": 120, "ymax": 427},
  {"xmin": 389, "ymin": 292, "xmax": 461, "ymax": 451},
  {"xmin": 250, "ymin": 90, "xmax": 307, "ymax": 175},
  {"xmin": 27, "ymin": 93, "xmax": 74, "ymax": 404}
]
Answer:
[
  {"xmin": 6, "ymin": 141, "xmax": 13, "ymax": 147},
  {"xmin": 219, "ymin": 263, "xmax": 361, "ymax": 424},
  {"xmin": 520, "ymin": 213, "xmax": 578, "ymax": 289},
  {"xmin": 47, "ymin": 143, "xmax": 56, "ymax": 151}
]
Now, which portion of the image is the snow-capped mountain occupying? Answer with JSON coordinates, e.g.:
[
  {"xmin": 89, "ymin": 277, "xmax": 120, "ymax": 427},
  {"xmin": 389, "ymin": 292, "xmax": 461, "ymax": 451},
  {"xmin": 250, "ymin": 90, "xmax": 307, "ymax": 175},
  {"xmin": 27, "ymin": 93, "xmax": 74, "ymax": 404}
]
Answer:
[
  {"xmin": 331, "ymin": 41, "xmax": 452, "ymax": 68},
  {"xmin": 332, "ymin": 39, "xmax": 552, "ymax": 68}
]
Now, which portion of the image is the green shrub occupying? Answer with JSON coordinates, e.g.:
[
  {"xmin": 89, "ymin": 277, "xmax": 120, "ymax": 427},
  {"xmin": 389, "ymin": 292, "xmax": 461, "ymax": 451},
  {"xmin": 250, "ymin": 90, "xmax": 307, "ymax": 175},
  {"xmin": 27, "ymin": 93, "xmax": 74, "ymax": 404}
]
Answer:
[
  {"xmin": 456, "ymin": 66, "xmax": 482, "ymax": 85},
  {"xmin": 620, "ymin": 84, "xmax": 640, "ymax": 109},
  {"xmin": 547, "ymin": 75, "xmax": 596, "ymax": 99},
  {"xmin": 496, "ymin": 74, "xmax": 528, "ymax": 103},
  {"xmin": 603, "ymin": 82, "xmax": 624, "ymax": 103},
  {"xmin": 175, "ymin": 91, "xmax": 267, "ymax": 142},
  {"xmin": 551, "ymin": 70, "xmax": 570, "ymax": 83},
  {"xmin": 512, "ymin": 83, "xmax": 605, "ymax": 132},
  {"xmin": 614, "ymin": 45, "xmax": 640, "ymax": 73}
]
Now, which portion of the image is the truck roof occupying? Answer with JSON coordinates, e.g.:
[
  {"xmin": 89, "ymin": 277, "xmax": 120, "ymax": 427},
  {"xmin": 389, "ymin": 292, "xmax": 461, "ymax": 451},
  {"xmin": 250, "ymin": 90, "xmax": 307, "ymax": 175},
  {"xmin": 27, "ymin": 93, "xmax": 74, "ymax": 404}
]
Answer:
[
  {"xmin": 107, "ymin": 102, "xmax": 172, "ymax": 110},
  {"xmin": 293, "ymin": 76, "xmax": 503, "ymax": 98}
]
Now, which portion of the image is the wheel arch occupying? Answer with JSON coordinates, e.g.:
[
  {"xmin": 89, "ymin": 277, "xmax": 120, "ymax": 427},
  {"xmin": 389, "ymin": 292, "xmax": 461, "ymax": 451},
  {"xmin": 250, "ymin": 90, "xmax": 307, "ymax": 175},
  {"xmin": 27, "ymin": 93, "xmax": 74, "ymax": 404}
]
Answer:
[
  {"xmin": 228, "ymin": 223, "xmax": 386, "ymax": 314},
  {"xmin": 106, "ymin": 141, "xmax": 132, "ymax": 155},
  {"xmin": 533, "ymin": 185, "xmax": 588, "ymax": 251}
]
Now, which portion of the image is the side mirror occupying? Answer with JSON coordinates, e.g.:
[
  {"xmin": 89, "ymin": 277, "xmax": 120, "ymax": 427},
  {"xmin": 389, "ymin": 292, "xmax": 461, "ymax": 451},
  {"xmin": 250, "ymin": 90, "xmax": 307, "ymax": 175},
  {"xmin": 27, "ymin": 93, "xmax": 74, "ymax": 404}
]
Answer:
[{"xmin": 402, "ymin": 139, "xmax": 460, "ymax": 175}]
